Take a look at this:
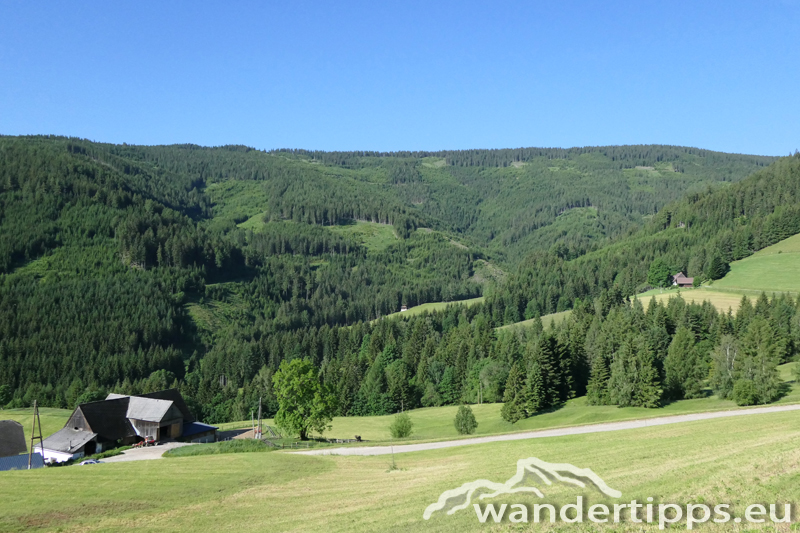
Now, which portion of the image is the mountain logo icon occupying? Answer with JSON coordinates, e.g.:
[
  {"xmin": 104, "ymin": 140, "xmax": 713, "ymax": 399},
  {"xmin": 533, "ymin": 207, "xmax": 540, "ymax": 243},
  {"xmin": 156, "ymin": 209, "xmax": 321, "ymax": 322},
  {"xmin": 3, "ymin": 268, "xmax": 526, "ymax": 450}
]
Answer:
[{"xmin": 423, "ymin": 457, "xmax": 622, "ymax": 520}]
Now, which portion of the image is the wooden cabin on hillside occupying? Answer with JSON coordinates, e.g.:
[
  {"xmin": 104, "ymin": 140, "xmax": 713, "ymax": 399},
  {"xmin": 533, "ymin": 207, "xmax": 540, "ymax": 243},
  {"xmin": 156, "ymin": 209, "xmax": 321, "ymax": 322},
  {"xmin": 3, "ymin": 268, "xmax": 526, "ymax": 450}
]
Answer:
[{"xmin": 40, "ymin": 389, "xmax": 217, "ymax": 463}]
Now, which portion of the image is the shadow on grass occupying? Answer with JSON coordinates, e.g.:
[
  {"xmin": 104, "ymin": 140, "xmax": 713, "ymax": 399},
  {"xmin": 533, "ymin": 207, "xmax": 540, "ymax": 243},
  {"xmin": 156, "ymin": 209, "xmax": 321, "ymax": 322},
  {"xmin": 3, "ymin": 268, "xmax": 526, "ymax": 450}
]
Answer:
[
  {"xmin": 659, "ymin": 387, "xmax": 714, "ymax": 408},
  {"xmin": 775, "ymin": 381, "xmax": 793, "ymax": 401}
]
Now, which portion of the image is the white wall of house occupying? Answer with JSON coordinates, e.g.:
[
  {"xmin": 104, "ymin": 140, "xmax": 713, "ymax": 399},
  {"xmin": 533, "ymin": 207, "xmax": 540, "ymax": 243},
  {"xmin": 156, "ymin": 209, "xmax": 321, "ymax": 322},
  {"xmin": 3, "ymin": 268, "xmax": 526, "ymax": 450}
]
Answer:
[
  {"xmin": 130, "ymin": 419, "xmax": 159, "ymax": 439},
  {"xmin": 41, "ymin": 448, "xmax": 81, "ymax": 463}
]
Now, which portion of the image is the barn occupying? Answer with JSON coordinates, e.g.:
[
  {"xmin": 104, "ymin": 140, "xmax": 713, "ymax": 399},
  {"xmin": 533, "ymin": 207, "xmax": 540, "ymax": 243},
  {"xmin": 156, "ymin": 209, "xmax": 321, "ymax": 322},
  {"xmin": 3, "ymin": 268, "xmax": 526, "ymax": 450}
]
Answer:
[{"xmin": 40, "ymin": 389, "xmax": 217, "ymax": 463}]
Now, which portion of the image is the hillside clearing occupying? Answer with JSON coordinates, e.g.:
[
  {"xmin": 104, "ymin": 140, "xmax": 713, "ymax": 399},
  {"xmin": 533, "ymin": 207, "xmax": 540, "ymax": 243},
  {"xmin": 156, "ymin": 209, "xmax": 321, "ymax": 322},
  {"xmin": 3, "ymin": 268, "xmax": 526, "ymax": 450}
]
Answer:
[
  {"xmin": 633, "ymin": 288, "xmax": 745, "ymax": 314},
  {"xmin": 378, "ymin": 297, "xmax": 485, "ymax": 321},
  {"xmin": 497, "ymin": 310, "xmax": 572, "ymax": 331},
  {"xmin": 327, "ymin": 220, "xmax": 397, "ymax": 252}
]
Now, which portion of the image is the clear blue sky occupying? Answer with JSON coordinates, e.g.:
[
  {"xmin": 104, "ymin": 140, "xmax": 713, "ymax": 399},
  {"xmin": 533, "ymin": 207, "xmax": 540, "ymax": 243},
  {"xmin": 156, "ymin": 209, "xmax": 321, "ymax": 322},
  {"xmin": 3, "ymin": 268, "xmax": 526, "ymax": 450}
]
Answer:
[{"xmin": 1, "ymin": 1, "xmax": 798, "ymax": 155}]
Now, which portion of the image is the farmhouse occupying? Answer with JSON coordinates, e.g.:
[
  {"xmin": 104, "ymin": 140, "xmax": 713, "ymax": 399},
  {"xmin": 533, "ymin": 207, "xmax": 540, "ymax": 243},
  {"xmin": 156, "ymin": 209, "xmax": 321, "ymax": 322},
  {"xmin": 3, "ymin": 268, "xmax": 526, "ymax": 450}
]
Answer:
[
  {"xmin": 672, "ymin": 272, "xmax": 694, "ymax": 288},
  {"xmin": 400, "ymin": 305, "xmax": 408, "ymax": 312},
  {"xmin": 40, "ymin": 389, "xmax": 217, "ymax": 463}
]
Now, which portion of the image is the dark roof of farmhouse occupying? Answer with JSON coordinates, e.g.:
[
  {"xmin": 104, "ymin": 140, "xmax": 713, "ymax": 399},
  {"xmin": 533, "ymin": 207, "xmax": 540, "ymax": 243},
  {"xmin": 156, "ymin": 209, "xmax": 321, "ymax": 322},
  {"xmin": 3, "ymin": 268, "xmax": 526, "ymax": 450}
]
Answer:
[
  {"xmin": 138, "ymin": 389, "xmax": 194, "ymax": 422},
  {"xmin": 79, "ymin": 398, "xmax": 135, "ymax": 440},
  {"xmin": 0, "ymin": 420, "xmax": 28, "ymax": 457},
  {"xmin": 106, "ymin": 389, "xmax": 194, "ymax": 423},
  {"xmin": 41, "ymin": 427, "xmax": 97, "ymax": 453}
]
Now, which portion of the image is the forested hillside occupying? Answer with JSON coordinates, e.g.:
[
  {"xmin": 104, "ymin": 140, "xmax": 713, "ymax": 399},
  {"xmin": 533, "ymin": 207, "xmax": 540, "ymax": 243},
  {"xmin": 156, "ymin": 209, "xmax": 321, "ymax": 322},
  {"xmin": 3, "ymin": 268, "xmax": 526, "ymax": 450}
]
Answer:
[
  {"xmin": 485, "ymin": 153, "xmax": 800, "ymax": 322},
  {"xmin": 0, "ymin": 135, "xmax": 792, "ymax": 423}
]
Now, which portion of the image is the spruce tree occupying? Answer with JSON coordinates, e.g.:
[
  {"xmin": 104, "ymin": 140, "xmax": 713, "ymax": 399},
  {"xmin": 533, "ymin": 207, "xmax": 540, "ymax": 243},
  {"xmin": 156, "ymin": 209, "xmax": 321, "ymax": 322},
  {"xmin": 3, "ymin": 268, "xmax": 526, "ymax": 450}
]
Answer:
[
  {"xmin": 733, "ymin": 317, "xmax": 781, "ymax": 405},
  {"xmin": 586, "ymin": 353, "xmax": 611, "ymax": 405},
  {"xmin": 706, "ymin": 253, "xmax": 729, "ymax": 280},
  {"xmin": 664, "ymin": 326, "xmax": 705, "ymax": 400},
  {"xmin": 501, "ymin": 364, "xmax": 525, "ymax": 423}
]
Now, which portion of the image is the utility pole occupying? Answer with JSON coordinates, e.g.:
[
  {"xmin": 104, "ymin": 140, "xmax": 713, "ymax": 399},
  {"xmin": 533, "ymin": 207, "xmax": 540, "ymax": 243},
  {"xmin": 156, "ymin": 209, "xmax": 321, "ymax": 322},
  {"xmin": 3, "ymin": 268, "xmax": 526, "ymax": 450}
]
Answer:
[
  {"xmin": 479, "ymin": 381, "xmax": 482, "ymax": 405},
  {"xmin": 256, "ymin": 397, "xmax": 263, "ymax": 440},
  {"xmin": 28, "ymin": 400, "xmax": 43, "ymax": 469}
]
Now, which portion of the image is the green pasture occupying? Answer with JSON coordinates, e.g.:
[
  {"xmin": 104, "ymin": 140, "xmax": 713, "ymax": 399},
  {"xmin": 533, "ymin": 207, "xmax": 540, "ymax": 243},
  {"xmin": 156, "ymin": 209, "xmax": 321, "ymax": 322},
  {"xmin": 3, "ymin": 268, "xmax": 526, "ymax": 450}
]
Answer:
[
  {"xmin": 378, "ymin": 297, "xmax": 485, "ymax": 322},
  {"xmin": 327, "ymin": 220, "xmax": 397, "ymax": 252},
  {"xmin": 496, "ymin": 310, "xmax": 572, "ymax": 331},
  {"xmin": 712, "ymin": 234, "xmax": 800, "ymax": 293},
  {"xmin": 633, "ymin": 288, "xmax": 745, "ymax": 314},
  {"xmin": 218, "ymin": 362, "xmax": 799, "ymax": 443},
  {"xmin": 0, "ymin": 407, "xmax": 72, "ymax": 446},
  {"xmin": 3, "ymin": 408, "xmax": 800, "ymax": 531}
]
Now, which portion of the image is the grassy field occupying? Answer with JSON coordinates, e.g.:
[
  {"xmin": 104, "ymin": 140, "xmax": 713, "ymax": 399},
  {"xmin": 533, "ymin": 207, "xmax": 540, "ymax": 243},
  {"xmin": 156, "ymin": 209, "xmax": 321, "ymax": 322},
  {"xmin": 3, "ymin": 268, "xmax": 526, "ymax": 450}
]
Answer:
[
  {"xmin": 633, "ymin": 288, "xmax": 746, "ymax": 314},
  {"xmin": 0, "ymin": 407, "xmax": 72, "ymax": 445},
  {"xmin": 712, "ymin": 233, "xmax": 800, "ymax": 293},
  {"xmin": 378, "ymin": 297, "xmax": 485, "ymax": 322},
  {"xmin": 3, "ymin": 408, "xmax": 800, "ymax": 531},
  {"xmin": 496, "ymin": 310, "xmax": 572, "ymax": 331},
  {"xmin": 630, "ymin": 233, "xmax": 800, "ymax": 313},
  {"xmin": 7, "ymin": 361, "xmax": 798, "ymax": 448},
  {"xmin": 218, "ymin": 363, "xmax": 799, "ymax": 444},
  {"xmin": 327, "ymin": 220, "xmax": 397, "ymax": 252}
]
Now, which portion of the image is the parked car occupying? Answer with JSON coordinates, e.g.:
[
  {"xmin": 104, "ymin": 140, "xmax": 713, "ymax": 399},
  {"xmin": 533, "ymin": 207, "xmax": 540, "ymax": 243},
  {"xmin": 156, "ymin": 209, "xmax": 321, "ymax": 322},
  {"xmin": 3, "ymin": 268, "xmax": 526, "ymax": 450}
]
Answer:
[{"xmin": 79, "ymin": 459, "xmax": 101, "ymax": 465}]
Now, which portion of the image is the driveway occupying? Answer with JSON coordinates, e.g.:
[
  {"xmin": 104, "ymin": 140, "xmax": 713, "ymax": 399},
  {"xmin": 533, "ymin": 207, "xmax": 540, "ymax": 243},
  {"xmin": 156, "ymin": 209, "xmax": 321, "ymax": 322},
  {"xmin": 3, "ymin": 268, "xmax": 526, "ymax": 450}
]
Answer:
[
  {"xmin": 294, "ymin": 403, "xmax": 800, "ymax": 457},
  {"xmin": 102, "ymin": 442, "xmax": 193, "ymax": 462}
]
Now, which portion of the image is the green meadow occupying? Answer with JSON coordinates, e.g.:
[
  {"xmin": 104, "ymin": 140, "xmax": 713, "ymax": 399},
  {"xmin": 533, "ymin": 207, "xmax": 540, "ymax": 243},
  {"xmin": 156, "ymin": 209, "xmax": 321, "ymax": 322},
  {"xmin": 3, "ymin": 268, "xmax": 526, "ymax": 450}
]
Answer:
[
  {"xmin": 8, "ymin": 361, "xmax": 799, "ymax": 447},
  {"xmin": 712, "ymin": 233, "xmax": 800, "ymax": 294},
  {"xmin": 377, "ymin": 297, "xmax": 485, "ymax": 322},
  {"xmin": 1, "ymin": 407, "xmax": 73, "ymax": 445},
  {"xmin": 219, "ymin": 362, "xmax": 799, "ymax": 444},
  {"xmin": 327, "ymin": 220, "xmax": 398, "ymax": 252},
  {"xmin": 3, "ymin": 409, "xmax": 800, "ymax": 532},
  {"xmin": 496, "ymin": 310, "xmax": 573, "ymax": 331}
]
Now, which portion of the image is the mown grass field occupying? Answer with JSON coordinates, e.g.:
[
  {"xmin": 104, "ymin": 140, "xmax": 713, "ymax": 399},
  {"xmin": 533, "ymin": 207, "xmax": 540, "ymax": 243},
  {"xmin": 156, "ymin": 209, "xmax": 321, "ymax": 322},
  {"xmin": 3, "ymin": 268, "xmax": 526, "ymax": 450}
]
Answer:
[
  {"xmin": 378, "ymin": 296, "xmax": 485, "ymax": 321},
  {"xmin": 496, "ymin": 310, "xmax": 573, "ymax": 331},
  {"xmin": 3, "ymin": 409, "xmax": 800, "ymax": 532},
  {"xmin": 712, "ymin": 233, "xmax": 800, "ymax": 293},
  {"xmin": 0, "ymin": 407, "xmax": 72, "ymax": 445},
  {"xmin": 633, "ymin": 288, "xmax": 745, "ymax": 314}
]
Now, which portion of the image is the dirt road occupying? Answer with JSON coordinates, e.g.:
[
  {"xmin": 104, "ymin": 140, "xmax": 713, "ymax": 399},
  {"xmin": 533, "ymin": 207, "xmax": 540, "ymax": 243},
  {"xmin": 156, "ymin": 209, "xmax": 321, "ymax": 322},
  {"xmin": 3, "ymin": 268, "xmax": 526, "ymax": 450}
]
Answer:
[
  {"xmin": 102, "ymin": 442, "xmax": 192, "ymax": 462},
  {"xmin": 294, "ymin": 403, "xmax": 800, "ymax": 457}
]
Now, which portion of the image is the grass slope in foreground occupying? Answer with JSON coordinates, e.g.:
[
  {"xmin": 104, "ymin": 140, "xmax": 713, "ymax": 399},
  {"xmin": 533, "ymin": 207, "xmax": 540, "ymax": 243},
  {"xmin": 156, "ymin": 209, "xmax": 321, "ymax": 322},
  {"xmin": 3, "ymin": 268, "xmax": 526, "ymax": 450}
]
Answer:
[{"xmin": 2, "ymin": 409, "xmax": 800, "ymax": 531}]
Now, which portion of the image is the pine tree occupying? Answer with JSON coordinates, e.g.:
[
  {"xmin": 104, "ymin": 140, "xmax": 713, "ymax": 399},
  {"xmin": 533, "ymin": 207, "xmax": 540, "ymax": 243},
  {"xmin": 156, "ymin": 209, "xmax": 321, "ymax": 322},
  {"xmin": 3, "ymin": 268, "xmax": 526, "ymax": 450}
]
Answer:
[
  {"xmin": 733, "ymin": 317, "xmax": 782, "ymax": 405},
  {"xmin": 664, "ymin": 326, "xmax": 706, "ymax": 400},
  {"xmin": 523, "ymin": 359, "xmax": 545, "ymax": 414},
  {"xmin": 501, "ymin": 364, "xmax": 525, "ymax": 423},
  {"xmin": 710, "ymin": 335, "xmax": 738, "ymax": 399},
  {"xmin": 706, "ymin": 253, "xmax": 729, "ymax": 280},
  {"xmin": 586, "ymin": 353, "xmax": 611, "ymax": 405}
]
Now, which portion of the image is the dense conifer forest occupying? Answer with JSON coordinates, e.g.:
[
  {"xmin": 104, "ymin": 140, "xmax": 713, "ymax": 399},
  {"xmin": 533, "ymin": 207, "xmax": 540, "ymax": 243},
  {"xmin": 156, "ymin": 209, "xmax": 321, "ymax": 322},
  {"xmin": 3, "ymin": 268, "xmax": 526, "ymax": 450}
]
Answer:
[{"xmin": 0, "ymin": 135, "xmax": 796, "ymax": 424}]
